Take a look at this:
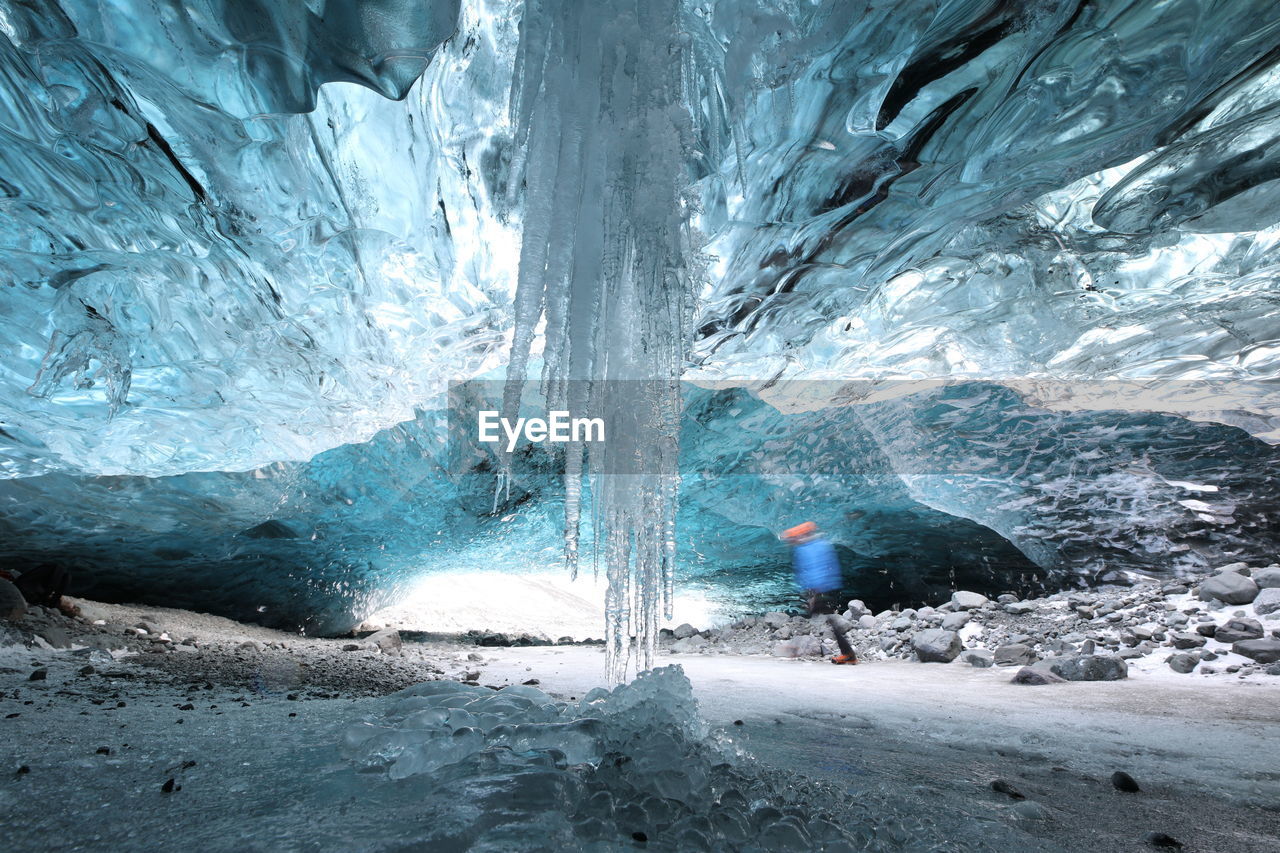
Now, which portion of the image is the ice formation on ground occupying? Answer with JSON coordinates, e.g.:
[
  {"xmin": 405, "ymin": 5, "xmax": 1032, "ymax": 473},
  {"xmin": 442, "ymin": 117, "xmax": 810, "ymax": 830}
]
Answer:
[{"xmin": 339, "ymin": 664, "xmax": 997, "ymax": 851}]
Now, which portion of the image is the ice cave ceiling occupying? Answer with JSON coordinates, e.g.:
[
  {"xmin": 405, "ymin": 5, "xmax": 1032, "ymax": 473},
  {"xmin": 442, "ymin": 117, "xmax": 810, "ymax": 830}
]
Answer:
[{"xmin": 4, "ymin": 0, "xmax": 1280, "ymax": 632}]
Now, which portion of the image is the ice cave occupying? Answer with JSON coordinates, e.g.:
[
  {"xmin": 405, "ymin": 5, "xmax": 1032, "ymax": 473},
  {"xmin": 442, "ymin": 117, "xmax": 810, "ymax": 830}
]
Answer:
[{"xmin": 2, "ymin": 0, "xmax": 1280, "ymax": 850}]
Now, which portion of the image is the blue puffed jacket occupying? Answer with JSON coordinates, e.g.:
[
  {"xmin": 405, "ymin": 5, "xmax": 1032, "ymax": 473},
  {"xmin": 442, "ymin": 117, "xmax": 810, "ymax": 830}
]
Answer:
[{"xmin": 792, "ymin": 537, "xmax": 841, "ymax": 592}]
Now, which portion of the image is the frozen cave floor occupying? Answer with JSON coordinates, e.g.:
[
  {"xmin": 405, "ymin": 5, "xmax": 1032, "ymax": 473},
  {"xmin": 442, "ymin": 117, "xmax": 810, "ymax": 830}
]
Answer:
[{"xmin": 1, "ymin": 598, "xmax": 1278, "ymax": 852}]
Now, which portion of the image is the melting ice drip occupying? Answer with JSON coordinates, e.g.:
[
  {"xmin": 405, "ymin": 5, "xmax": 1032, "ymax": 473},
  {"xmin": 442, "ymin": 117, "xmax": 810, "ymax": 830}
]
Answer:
[{"xmin": 501, "ymin": 0, "xmax": 701, "ymax": 683}]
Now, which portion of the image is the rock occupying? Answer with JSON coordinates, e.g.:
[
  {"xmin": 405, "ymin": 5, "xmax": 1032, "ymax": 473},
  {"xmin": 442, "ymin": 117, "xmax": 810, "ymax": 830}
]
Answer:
[
  {"xmin": 28, "ymin": 669, "xmax": 47, "ymax": 681},
  {"xmin": 1080, "ymin": 639, "xmax": 1096, "ymax": 655},
  {"xmin": 993, "ymin": 644, "xmax": 1037, "ymax": 667},
  {"xmin": 1252, "ymin": 588, "xmax": 1280, "ymax": 616},
  {"xmin": 1215, "ymin": 618, "xmax": 1263, "ymax": 644},
  {"xmin": 1011, "ymin": 666, "xmax": 1064, "ymax": 685},
  {"xmin": 367, "ymin": 629, "xmax": 402, "ymax": 656},
  {"xmin": 951, "ymin": 591, "xmax": 989, "ymax": 610},
  {"xmin": 0, "ymin": 579, "xmax": 26, "ymax": 621},
  {"xmin": 1046, "ymin": 654, "xmax": 1128, "ymax": 681},
  {"xmin": 341, "ymin": 643, "xmax": 361, "ymax": 652},
  {"xmin": 1196, "ymin": 572, "xmax": 1259, "ymax": 605},
  {"xmin": 772, "ymin": 635, "xmax": 823, "ymax": 658},
  {"xmin": 672, "ymin": 623, "xmax": 698, "ymax": 640},
  {"xmin": 762, "ymin": 611, "xmax": 789, "ymax": 629},
  {"xmin": 1143, "ymin": 831, "xmax": 1182, "ymax": 849},
  {"xmin": 1252, "ymin": 566, "xmax": 1280, "ymax": 589},
  {"xmin": 1167, "ymin": 653, "xmax": 1198, "ymax": 674},
  {"xmin": 856, "ymin": 615, "xmax": 877, "ymax": 630},
  {"xmin": 1232, "ymin": 638, "xmax": 1280, "ymax": 664},
  {"xmin": 672, "ymin": 635, "xmax": 708, "ymax": 653},
  {"xmin": 1004, "ymin": 601, "xmax": 1035, "ymax": 615},
  {"xmin": 890, "ymin": 616, "xmax": 913, "ymax": 632},
  {"xmin": 1195, "ymin": 623, "xmax": 1217, "ymax": 638},
  {"xmin": 941, "ymin": 612, "xmax": 970, "ymax": 631},
  {"xmin": 1012, "ymin": 801, "xmax": 1052, "ymax": 821},
  {"xmin": 1266, "ymin": 661, "xmax": 1280, "ymax": 676},
  {"xmin": 1169, "ymin": 633, "xmax": 1205, "ymax": 650},
  {"xmin": 1110, "ymin": 771, "xmax": 1141, "ymax": 793},
  {"xmin": 911, "ymin": 629, "xmax": 962, "ymax": 663},
  {"xmin": 36, "ymin": 624, "xmax": 72, "ymax": 649},
  {"xmin": 997, "ymin": 593, "xmax": 1019, "ymax": 604},
  {"xmin": 990, "ymin": 779, "xmax": 1025, "ymax": 800},
  {"xmin": 958, "ymin": 649, "xmax": 993, "ymax": 668},
  {"xmin": 845, "ymin": 599, "xmax": 869, "ymax": 618}
]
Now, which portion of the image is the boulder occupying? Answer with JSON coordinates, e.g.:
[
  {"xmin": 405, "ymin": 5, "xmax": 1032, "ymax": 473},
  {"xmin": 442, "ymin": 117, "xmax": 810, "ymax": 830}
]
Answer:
[
  {"xmin": 856, "ymin": 615, "xmax": 877, "ymax": 630},
  {"xmin": 1170, "ymin": 633, "xmax": 1206, "ymax": 650},
  {"xmin": 1011, "ymin": 665, "xmax": 1064, "ymax": 685},
  {"xmin": 367, "ymin": 628, "xmax": 402, "ymax": 656},
  {"xmin": 941, "ymin": 612, "xmax": 971, "ymax": 631},
  {"xmin": 951, "ymin": 591, "xmax": 989, "ymax": 610},
  {"xmin": 762, "ymin": 611, "xmax": 789, "ymax": 629},
  {"xmin": 1215, "ymin": 618, "xmax": 1263, "ymax": 644},
  {"xmin": 1004, "ymin": 601, "xmax": 1036, "ymax": 615},
  {"xmin": 911, "ymin": 629, "xmax": 962, "ymax": 663},
  {"xmin": 0, "ymin": 579, "xmax": 26, "ymax": 621},
  {"xmin": 958, "ymin": 649, "xmax": 994, "ymax": 668},
  {"xmin": 1252, "ymin": 588, "xmax": 1280, "ymax": 617},
  {"xmin": 773, "ymin": 635, "xmax": 823, "ymax": 658},
  {"xmin": 672, "ymin": 623, "xmax": 698, "ymax": 640},
  {"xmin": 845, "ymin": 599, "xmax": 869, "ymax": 619},
  {"xmin": 1232, "ymin": 639, "xmax": 1280, "ymax": 664},
  {"xmin": 1252, "ymin": 566, "xmax": 1280, "ymax": 589},
  {"xmin": 672, "ymin": 635, "xmax": 708, "ymax": 653},
  {"xmin": 1045, "ymin": 654, "xmax": 1128, "ymax": 681},
  {"xmin": 1167, "ymin": 653, "xmax": 1199, "ymax": 674},
  {"xmin": 993, "ymin": 644, "xmax": 1037, "ymax": 667},
  {"xmin": 1197, "ymin": 572, "xmax": 1259, "ymax": 605}
]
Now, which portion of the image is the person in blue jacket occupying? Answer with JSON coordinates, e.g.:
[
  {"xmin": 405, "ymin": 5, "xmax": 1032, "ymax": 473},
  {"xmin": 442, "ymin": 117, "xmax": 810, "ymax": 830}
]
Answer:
[{"xmin": 782, "ymin": 521, "xmax": 858, "ymax": 665}]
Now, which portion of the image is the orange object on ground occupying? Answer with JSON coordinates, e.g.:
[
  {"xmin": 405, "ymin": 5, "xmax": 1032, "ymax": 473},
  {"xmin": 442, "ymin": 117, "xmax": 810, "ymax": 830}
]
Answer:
[
  {"xmin": 781, "ymin": 521, "xmax": 817, "ymax": 540},
  {"xmin": 830, "ymin": 654, "xmax": 858, "ymax": 665}
]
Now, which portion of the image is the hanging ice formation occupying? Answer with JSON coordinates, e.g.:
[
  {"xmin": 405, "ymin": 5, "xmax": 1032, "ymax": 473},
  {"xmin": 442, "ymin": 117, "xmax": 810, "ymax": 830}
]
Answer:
[{"xmin": 502, "ymin": 0, "xmax": 700, "ymax": 683}]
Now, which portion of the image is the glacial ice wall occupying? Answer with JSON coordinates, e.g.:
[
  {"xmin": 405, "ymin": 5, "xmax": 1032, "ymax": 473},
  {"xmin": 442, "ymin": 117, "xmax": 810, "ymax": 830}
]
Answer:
[{"xmin": 4, "ymin": 0, "xmax": 1280, "ymax": 630}]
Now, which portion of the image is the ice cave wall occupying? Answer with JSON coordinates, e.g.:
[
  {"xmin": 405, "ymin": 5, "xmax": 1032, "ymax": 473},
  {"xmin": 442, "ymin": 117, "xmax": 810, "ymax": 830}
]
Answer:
[{"xmin": 4, "ymin": 0, "xmax": 1280, "ymax": 629}]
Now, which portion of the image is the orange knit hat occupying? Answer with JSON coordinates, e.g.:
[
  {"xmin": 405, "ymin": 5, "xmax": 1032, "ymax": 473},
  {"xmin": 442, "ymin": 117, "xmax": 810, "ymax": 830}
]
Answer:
[{"xmin": 781, "ymin": 521, "xmax": 817, "ymax": 540}]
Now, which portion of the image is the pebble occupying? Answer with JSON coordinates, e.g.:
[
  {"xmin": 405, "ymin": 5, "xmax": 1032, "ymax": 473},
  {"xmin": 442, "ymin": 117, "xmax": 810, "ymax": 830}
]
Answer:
[{"xmin": 1111, "ymin": 771, "xmax": 1140, "ymax": 793}]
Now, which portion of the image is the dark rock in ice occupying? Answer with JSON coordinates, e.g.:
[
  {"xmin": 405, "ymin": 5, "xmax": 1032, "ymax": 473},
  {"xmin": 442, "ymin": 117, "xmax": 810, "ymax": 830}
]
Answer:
[
  {"xmin": 990, "ymin": 779, "xmax": 1025, "ymax": 800},
  {"xmin": 911, "ymin": 629, "xmax": 962, "ymax": 663},
  {"xmin": 161, "ymin": 777, "xmax": 178, "ymax": 793},
  {"xmin": 1004, "ymin": 601, "xmax": 1036, "ymax": 615},
  {"xmin": 1196, "ymin": 572, "xmax": 1259, "ymax": 605},
  {"xmin": 1167, "ymin": 653, "xmax": 1199, "ymax": 674},
  {"xmin": 0, "ymin": 579, "xmax": 27, "ymax": 621},
  {"xmin": 28, "ymin": 669, "xmax": 47, "ymax": 681},
  {"xmin": 1195, "ymin": 623, "xmax": 1217, "ymax": 638},
  {"xmin": 240, "ymin": 519, "xmax": 299, "ymax": 539},
  {"xmin": 1232, "ymin": 638, "xmax": 1280, "ymax": 664},
  {"xmin": 1215, "ymin": 618, "xmax": 1263, "ymax": 644},
  {"xmin": 1169, "ymin": 633, "xmax": 1205, "ymax": 650},
  {"xmin": 1144, "ymin": 831, "xmax": 1182, "ymax": 848},
  {"xmin": 1111, "ymin": 771, "xmax": 1141, "ymax": 793},
  {"xmin": 672, "ymin": 623, "xmax": 697, "ymax": 639}
]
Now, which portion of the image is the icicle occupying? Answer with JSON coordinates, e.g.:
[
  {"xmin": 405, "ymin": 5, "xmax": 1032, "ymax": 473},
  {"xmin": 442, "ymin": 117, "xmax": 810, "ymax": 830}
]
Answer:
[{"xmin": 503, "ymin": 0, "xmax": 699, "ymax": 685}]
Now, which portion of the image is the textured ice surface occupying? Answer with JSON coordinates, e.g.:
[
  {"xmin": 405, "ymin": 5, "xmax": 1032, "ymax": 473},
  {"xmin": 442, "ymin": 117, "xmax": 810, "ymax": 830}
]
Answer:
[{"xmin": 339, "ymin": 664, "xmax": 999, "ymax": 851}]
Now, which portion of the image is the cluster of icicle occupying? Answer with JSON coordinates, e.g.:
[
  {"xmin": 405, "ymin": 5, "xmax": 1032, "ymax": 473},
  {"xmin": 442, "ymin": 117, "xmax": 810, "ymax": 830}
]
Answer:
[{"xmin": 500, "ymin": 0, "xmax": 704, "ymax": 683}]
